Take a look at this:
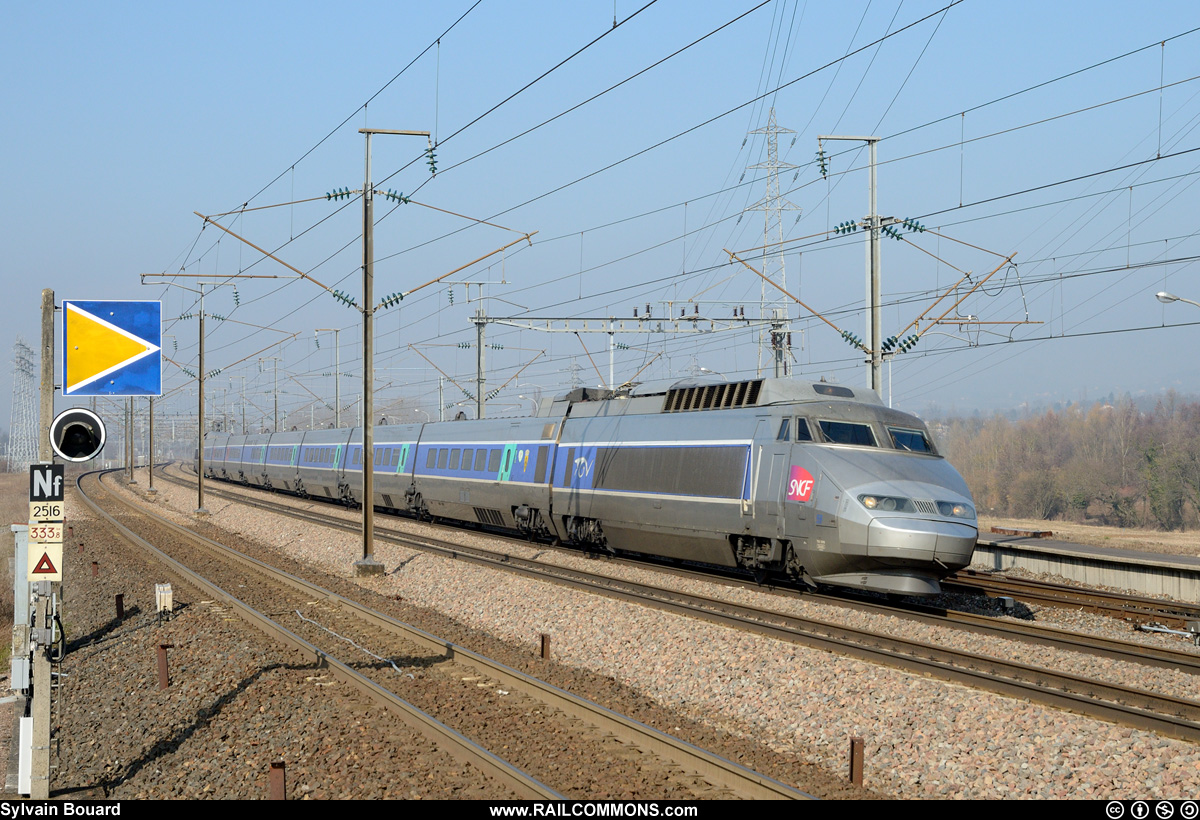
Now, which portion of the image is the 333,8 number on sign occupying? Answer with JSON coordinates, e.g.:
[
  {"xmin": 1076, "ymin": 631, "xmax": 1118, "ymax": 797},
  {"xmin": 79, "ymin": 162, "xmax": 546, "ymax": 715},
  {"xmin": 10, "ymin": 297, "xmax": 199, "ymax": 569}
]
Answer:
[{"xmin": 29, "ymin": 523, "xmax": 63, "ymax": 544}]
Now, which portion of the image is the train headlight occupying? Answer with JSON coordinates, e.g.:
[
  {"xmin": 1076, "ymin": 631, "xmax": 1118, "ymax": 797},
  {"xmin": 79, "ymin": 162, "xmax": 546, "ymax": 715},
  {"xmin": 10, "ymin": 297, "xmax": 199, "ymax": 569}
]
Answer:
[
  {"xmin": 936, "ymin": 500, "xmax": 976, "ymax": 520},
  {"xmin": 858, "ymin": 494, "xmax": 914, "ymax": 513}
]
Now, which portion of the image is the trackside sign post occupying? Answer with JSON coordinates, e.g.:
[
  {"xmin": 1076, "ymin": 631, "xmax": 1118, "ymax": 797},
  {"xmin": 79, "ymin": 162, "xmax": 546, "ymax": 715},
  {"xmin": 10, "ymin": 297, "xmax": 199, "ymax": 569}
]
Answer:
[
  {"xmin": 27, "ymin": 465, "xmax": 64, "ymax": 583},
  {"xmin": 25, "ymin": 464, "xmax": 64, "ymax": 797}
]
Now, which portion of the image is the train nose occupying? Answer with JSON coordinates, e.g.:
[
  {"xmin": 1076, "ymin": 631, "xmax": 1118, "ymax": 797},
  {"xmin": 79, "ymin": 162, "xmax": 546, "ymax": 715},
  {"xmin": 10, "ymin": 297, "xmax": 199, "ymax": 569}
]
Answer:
[{"xmin": 866, "ymin": 517, "xmax": 977, "ymax": 567}]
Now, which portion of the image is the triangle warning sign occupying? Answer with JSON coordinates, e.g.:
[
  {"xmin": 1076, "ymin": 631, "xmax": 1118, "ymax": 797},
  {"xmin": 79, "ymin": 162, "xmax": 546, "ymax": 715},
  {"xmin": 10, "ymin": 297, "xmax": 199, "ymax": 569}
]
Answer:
[
  {"xmin": 64, "ymin": 303, "xmax": 160, "ymax": 394},
  {"xmin": 32, "ymin": 553, "xmax": 57, "ymax": 575}
]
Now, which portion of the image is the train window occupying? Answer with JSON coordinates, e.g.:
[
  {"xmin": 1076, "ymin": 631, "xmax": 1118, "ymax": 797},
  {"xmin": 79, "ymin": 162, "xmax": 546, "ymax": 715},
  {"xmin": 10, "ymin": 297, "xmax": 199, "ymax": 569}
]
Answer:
[
  {"xmin": 475, "ymin": 450, "xmax": 488, "ymax": 471},
  {"xmin": 449, "ymin": 448, "xmax": 461, "ymax": 470},
  {"xmin": 374, "ymin": 448, "xmax": 384, "ymax": 466},
  {"xmin": 794, "ymin": 418, "xmax": 813, "ymax": 442},
  {"xmin": 889, "ymin": 427, "xmax": 933, "ymax": 453},
  {"xmin": 777, "ymin": 419, "xmax": 790, "ymax": 441},
  {"xmin": 488, "ymin": 449, "xmax": 501, "ymax": 473},
  {"xmin": 813, "ymin": 384, "xmax": 855, "ymax": 398},
  {"xmin": 391, "ymin": 449, "xmax": 400, "ymax": 467},
  {"xmin": 505, "ymin": 450, "xmax": 513, "ymax": 472},
  {"xmin": 818, "ymin": 420, "xmax": 877, "ymax": 446},
  {"xmin": 560, "ymin": 447, "xmax": 575, "ymax": 487},
  {"xmin": 534, "ymin": 446, "xmax": 548, "ymax": 483},
  {"xmin": 352, "ymin": 449, "xmax": 360, "ymax": 466},
  {"xmin": 437, "ymin": 449, "xmax": 448, "ymax": 470},
  {"xmin": 426, "ymin": 449, "xmax": 437, "ymax": 469},
  {"xmin": 462, "ymin": 448, "xmax": 474, "ymax": 471}
]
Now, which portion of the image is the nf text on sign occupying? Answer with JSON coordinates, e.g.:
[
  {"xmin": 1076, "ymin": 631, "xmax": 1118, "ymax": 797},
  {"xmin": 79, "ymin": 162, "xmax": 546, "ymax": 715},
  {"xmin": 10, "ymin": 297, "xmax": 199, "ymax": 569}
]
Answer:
[
  {"xmin": 63, "ymin": 300, "xmax": 162, "ymax": 396},
  {"xmin": 29, "ymin": 465, "xmax": 65, "ymax": 504}
]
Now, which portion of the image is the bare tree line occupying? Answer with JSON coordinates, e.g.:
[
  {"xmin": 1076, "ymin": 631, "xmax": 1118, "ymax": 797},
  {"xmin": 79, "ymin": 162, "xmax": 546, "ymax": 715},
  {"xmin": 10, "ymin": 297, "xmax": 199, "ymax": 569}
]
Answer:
[{"xmin": 933, "ymin": 392, "xmax": 1200, "ymax": 531}]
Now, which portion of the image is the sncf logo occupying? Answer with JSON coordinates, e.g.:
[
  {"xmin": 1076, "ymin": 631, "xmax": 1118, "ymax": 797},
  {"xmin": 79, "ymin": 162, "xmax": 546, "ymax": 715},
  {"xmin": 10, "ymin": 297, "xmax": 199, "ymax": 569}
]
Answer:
[{"xmin": 787, "ymin": 466, "xmax": 815, "ymax": 502}]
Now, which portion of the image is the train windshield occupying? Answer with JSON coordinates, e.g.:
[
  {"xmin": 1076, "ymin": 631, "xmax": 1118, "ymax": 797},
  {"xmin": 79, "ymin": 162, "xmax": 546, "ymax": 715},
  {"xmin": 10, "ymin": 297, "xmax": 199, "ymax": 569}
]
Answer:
[
  {"xmin": 888, "ymin": 427, "xmax": 933, "ymax": 453},
  {"xmin": 818, "ymin": 420, "xmax": 877, "ymax": 446}
]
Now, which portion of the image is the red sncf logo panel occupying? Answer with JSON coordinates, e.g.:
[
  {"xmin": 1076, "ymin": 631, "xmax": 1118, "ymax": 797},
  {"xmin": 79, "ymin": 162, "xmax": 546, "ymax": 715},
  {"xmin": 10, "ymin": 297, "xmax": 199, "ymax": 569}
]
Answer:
[{"xmin": 787, "ymin": 466, "xmax": 814, "ymax": 502}]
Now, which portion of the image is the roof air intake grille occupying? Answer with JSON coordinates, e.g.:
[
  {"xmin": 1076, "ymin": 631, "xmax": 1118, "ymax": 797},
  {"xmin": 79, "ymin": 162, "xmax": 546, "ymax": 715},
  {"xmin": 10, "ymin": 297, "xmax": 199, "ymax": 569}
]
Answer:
[{"xmin": 664, "ymin": 380, "xmax": 762, "ymax": 413}]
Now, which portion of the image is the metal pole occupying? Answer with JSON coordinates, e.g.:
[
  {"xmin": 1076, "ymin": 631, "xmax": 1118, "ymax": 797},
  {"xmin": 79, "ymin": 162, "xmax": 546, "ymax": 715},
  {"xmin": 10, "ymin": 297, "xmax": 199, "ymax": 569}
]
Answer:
[
  {"xmin": 475, "ymin": 311, "xmax": 485, "ymax": 419},
  {"xmin": 39, "ymin": 290, "xmax": 54, "ymax": 463},
  {"xmin": 356, "ymin": 127, "xmax": 428, "ymax": 575},
  {"xmin": 317, "ymin": 329, "xmax": 342, "ymax": 427},
  {"xmin": 33, "ymin": 290, "xmax": 53, "ymax": 800},
  {"xmin": 197, "ymin": 285, "xmax": 208, "ymax": 514},
  {"xmin": 608, "ymin": 323, "xmax": 614, "ymax": 388},
  {"xmin": 869, "ymin": 138, "xmax": 882, "ymax": 394},
  {"xmin": 818, "ymin": 135, "xmax": 883, "ymax": 393},
  {"xmin": 128, "ymin": 398, "xmax": 137, "ymax": 483},
  {"xmin": 361, "ymin": 130, "xmax": 379, "ymax": 574},
  {"xmin": 30, "ymin": 589, "xmax": 50, "ymax": 800},
  {"xmin": 148, "ymin": 397, "xmax": 156, "ymax": 494}
]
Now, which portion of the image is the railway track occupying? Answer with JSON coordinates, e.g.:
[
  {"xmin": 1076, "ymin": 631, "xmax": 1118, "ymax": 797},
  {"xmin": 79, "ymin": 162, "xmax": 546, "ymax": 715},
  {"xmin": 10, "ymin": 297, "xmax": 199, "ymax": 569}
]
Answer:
[
  {"xmin": 945, "ymin": 569, "xmax": 1200, "ymax": 630},
  {"xmin": 163, "ymin": 464, "xmax": 1200, "ymax": 744},
  {"xmin": 80, "ymin": 469, "xmax": 812, "ymax": 800}
]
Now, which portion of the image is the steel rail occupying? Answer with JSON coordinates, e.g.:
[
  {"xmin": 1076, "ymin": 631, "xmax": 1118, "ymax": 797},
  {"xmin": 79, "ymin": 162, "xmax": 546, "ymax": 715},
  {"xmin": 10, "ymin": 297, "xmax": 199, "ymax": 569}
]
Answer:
[
  {"xmin": 159, "ymin": 466, "xmax": 1200, "ymax": 743},
  {"xmin": 946, "ymin": 570, "xmax": 1200, "ymax": 629},
  {"xmin": 93, "ymin": 470, "xmax": 813, "ymax": 800},
  {"xmin": 76, "ymin": 471, "xmax": 564, "ymax": 800}
]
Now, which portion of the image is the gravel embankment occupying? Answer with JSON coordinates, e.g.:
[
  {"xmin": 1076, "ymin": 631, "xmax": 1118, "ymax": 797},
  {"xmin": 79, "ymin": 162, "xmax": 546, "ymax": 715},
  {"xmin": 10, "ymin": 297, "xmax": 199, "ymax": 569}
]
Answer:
[
  {"xmin": 108, "ymin": 469, "xmax": 1200, "ymax": 798},
  {"xmin": 52, "ymin": 473, "xmax": 869, "ymax": 800},
  {"xmin": 54, "ymin": 492, "xmax": 518, "ymax": 799}
]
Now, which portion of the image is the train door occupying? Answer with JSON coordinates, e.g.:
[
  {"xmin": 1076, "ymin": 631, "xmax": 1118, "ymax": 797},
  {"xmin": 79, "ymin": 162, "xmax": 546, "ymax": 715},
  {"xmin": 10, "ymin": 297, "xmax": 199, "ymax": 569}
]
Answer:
[
  {"xmin": 780, "ymin": 417, "xmax": 821, "ymax": 561},
  {"xmin": 812, "ymin": 470, "xmax": 844, "ymax": 554},
  {"xmin": 765, "ymin": 451, "xmax": 787, "ymax": 537},
  {"xmin": 746, "ymin": 418, "xmax": 770, "ymax": 519}
]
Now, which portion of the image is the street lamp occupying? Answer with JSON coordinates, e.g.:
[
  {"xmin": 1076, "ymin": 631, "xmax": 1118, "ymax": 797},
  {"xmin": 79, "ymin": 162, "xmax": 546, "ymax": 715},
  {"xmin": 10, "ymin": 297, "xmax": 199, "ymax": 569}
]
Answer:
[{"xmin": 1157, "ymin": 291, "xmax": 1200, "ymax": 309}]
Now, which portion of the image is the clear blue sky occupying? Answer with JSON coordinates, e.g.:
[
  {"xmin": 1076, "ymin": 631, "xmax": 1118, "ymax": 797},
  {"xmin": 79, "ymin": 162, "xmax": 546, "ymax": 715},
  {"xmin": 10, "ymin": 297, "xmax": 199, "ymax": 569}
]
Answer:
[{"xmin": 5, "ymin": 0, "xmax": 1200, "ymax": 441}]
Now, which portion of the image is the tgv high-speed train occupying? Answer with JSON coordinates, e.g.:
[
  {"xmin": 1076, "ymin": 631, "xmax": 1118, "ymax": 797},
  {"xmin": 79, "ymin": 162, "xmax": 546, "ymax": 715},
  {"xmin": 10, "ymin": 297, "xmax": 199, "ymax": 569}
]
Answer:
[{"xmin": 199, "ymin": 376, "xmax": 978, "ymax": 597}]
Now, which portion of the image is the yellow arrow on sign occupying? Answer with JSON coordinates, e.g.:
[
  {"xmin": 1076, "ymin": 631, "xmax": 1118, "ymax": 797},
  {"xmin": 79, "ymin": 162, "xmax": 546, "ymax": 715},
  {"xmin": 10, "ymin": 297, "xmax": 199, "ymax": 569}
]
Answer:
[{"xmin": 64, "ymin": 303, "xmax": 160, "ymax": 393}]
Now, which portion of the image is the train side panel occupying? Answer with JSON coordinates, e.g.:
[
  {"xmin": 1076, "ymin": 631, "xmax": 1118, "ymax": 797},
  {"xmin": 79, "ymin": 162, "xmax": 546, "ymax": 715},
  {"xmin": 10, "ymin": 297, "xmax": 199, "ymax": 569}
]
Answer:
[
  {"xmin": 239, "ymin": 434, "xmax": 272, "ymax": 486},
  {"xmin": 409, "ymin": 417, "xmax": 562, "ymax": 536},
  {"xmin": 340, "ymin": 423, "xmax": 424, "ymax": 509},
  {"xmin": 295, "ymin": 428, "xmax": 356, "ymax": 501},
  {"xmin": 556, "ymin": 404, "xmax": 763, "ymax": 566}
]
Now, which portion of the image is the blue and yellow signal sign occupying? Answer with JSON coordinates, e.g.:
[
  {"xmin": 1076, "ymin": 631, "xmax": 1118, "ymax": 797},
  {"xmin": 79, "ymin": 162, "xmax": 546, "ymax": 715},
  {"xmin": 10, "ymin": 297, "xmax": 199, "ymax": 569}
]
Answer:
[{"xmin": 63, "ymin": 300, "xmax": 162, "ymax": 396}]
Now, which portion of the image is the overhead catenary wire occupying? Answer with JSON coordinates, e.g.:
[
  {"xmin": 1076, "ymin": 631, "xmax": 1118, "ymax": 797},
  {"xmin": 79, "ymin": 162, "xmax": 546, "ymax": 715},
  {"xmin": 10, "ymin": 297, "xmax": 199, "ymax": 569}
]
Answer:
[{"xmin": 153, "ymin": 9, "xmax": 1200, "ymax": 420}]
